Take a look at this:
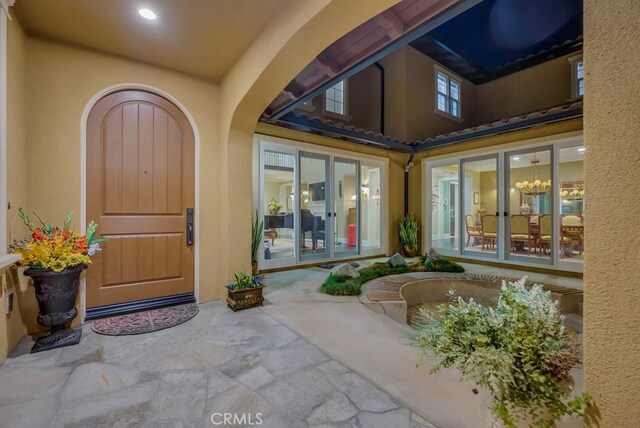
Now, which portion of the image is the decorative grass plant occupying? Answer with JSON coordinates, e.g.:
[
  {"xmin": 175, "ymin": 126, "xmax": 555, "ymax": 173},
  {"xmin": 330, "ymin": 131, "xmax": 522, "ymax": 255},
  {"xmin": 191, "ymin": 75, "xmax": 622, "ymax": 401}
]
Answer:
[
  {"xmin": 399, "ymin": 213, "xmax": 420, "ymax": 246},
  {"xmin": 251, "ymin": 210, "xmax": 264, "ymax": 266},
  {"xmin": 412, "ymin": 277, "xmax": 592, "ymax": 427}
]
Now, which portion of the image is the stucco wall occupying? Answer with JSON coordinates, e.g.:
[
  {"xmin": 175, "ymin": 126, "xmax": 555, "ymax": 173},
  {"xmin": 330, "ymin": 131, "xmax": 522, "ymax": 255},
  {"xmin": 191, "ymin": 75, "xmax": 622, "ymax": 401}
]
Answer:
[
  {"xmin": 583, "ymin": 0, "xmax": 640, "ymax": 425},
  {"xmin": 7, "ymin": 37, "xmax": 220, "ymax": 354},
  {"xmin": 475, "ymin": 53, "xmax": 576, "ymax": 124},
  {"xmin": 0, "ymin": 17, "xmax": 30, "ymax": 365}
]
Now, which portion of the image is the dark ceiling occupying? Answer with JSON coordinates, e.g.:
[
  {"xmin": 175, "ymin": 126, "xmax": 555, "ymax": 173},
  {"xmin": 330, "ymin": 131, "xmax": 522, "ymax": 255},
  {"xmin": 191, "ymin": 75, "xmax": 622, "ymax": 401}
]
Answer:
[{"xmin": 410, "ymin": 0, "xmax": 583, "ymax": 84}]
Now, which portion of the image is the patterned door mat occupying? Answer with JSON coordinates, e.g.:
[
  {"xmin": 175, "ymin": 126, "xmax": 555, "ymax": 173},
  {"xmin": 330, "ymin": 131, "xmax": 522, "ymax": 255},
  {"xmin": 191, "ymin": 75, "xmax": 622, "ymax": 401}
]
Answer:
[{"xmin": 91, "ymin": 303, "xmax": 199, "ymax": 336}]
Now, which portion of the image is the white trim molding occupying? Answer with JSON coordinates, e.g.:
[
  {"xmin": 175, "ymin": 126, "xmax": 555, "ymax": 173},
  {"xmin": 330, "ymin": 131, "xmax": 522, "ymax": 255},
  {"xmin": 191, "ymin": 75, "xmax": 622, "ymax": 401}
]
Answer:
[
  {"xmin": 80, "ymin": 83, "xmax": 201, "ymax": 320},
  {"xmin": 0, "ymin": 4, "xmax": 10, "ymax": 256}
]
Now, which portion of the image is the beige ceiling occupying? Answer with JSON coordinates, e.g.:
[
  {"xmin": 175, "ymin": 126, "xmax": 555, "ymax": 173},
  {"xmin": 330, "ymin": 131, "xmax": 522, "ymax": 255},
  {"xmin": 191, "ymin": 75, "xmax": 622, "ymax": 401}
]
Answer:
[{"xmin": 14, "ymin": 0, "xmax": 293, "ymax": 81}]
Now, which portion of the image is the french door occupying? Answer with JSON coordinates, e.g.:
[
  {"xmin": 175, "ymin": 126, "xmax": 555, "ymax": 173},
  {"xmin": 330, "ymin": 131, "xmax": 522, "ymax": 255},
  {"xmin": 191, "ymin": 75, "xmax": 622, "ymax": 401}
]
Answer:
[
  {"xmin": 333, "ymin": 158, "xmax": 360, "ymax": 258},
  {"xmin": 258, "ymin": 137, "xmax": 385, "ymax": 269},
  {"xmin": 460, "ymin": 154, "xmax": 501, "ymax": 260},
  {"xmin": 299, "ymin": 151, "xmax": 331, "ymax": 262},
  {"xmin": 504, "ymin": 146, "xmax": 554, "ymax": 266},
  {"xmin": 428, "ymin": 146, "xmax": 557, "ymax": 267}
]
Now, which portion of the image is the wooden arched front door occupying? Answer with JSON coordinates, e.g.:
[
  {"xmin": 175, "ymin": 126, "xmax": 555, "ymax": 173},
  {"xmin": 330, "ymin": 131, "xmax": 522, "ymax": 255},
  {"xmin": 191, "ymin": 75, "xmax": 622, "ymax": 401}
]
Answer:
[{"xmin": 86, "ymin": 90, "xmax": 195, "ymax": 317}]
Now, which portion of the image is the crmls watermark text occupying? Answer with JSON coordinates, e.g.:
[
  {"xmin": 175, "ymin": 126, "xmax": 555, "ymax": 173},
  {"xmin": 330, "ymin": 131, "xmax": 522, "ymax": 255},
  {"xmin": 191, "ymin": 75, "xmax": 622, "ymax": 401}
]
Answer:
[{"xmin": 210, "ymin": 413, "xmax": 263, "ymax": 425}]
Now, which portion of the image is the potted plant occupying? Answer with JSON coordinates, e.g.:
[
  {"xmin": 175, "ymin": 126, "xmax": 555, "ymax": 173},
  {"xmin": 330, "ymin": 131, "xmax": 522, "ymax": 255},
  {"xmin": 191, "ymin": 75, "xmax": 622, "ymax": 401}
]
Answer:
[
  {"xmin": 226, "ymin": 271, "xmax": 265, "ymax": 311},
  {"xmin": 10, "ymin": 209, "xmax": 105, "ymax": 353},
  {"xmin": 413, "ymin": 277, "xmax": 592, "ymax": 427},
  {"xmin": 251, "ymin": 210, "xmax": 264, "ymax": 275},
  {"xmin": 399, "ymin": 213, "xmax": 420, "ymax": 257},
  {"xmin": 267, "ymin": 199, "xmax": 282, "ymax": 215}
]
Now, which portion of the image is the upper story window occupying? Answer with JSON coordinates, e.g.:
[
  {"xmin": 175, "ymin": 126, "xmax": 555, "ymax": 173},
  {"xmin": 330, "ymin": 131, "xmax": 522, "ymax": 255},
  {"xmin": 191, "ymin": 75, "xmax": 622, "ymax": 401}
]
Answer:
[
  {"xmin": 435, "ymin": 67, "xmax": 461, "ymax": 119},
  {"xmin": 324, "ymin": 79, "xmax": 347, "ymax": 117},
  {"xmin": 569, "ymin": 55, "xmax": 584, "ymax": 99}
]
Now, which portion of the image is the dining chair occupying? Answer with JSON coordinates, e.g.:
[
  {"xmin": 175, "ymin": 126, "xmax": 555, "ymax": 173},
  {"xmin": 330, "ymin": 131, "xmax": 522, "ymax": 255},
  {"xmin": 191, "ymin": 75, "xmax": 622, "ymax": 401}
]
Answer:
[
  {"xmin": 481, "ymin": 214, "xmax": 497, "ymax": 251},
  {"xmin": 465, "ymin": 214, "xmax": 482, "ymax": 247},
  {"xmin": 510, "ymin": 214, "xmax": 532, "ymax": 254}
]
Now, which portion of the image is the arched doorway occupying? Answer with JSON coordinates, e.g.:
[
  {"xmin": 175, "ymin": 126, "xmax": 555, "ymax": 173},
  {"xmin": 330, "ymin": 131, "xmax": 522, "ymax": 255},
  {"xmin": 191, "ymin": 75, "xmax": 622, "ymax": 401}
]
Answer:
[{"xmin": 85, "ymin": 90, "xmax": 195, "ymax": 318}]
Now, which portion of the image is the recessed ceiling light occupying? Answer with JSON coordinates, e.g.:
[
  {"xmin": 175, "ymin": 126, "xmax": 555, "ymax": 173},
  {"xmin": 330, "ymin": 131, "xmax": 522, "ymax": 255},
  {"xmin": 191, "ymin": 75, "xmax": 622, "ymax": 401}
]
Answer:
[
  {"xmin": 138, "ymin": 8, "xmax": 157, "ymax": 20},
  {"xmin": 578, "ymin": 147, "xmax": 586, "ymax": 153},
  {"xmin": 513, "ymin": 157, "xmax": 520, "ymax": 161}
]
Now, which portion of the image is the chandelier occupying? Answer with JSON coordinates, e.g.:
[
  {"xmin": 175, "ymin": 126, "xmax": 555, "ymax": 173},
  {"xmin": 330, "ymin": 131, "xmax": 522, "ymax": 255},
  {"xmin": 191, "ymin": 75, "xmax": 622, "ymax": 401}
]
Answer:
[
  {"xmin": 560, "ymin": 186, "xmax": 584, "ymax": 200},
  {"xmin": 515, "ymin": 154, "xmax": 551, "ymax": 195}
]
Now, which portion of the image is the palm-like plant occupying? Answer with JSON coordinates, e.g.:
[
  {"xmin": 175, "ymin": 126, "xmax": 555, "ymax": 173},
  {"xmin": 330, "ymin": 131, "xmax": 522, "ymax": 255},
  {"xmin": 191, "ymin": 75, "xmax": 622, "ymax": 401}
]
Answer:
[
  {"xmin": 251, "ymin": 210, "xmax": 264, "ymax": 265},
  {"xmin": 399, "ymin": 213, "xmax": 420, "ymax": 246}
]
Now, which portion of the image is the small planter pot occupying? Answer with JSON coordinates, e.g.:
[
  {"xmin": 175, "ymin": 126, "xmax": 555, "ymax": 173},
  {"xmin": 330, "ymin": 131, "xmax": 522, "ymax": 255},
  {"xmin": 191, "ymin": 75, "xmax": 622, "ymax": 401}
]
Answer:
[
  {"xmin": 24, "ymin": 265, "xmax": 85, "ymax": 353},
  {"xmin": 226, "ymin": 285, "xmax": 265, "ymax": 312},
  {"xmin": 402, "ymin": 244, "xmax": 418, "ymax": 258}
]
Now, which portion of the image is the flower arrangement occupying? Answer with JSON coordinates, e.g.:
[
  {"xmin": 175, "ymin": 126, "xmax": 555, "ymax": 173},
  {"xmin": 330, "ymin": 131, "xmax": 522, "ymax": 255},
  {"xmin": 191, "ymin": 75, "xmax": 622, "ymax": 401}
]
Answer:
[
  {"xmin": 412, "ymin": 277, "xmax": 592, "ymax": 427},
  {"xmin": 10, "ymin": 209, "xmax": 106, "ymax": 272},
  {"xmin": 267, "ymin": 199, "xmax": 282, "ymax": 213},
  {"xmin": 227, "ymin": 271, "xmax": 261, "ymax": 291}
]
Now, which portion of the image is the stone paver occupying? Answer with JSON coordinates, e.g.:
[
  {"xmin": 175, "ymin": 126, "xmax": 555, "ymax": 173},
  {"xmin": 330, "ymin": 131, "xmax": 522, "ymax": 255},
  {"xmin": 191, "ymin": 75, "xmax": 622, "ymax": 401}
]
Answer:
[{"xmin": 0, "ymin": 301, "xmax": 417, "ymax": 428}]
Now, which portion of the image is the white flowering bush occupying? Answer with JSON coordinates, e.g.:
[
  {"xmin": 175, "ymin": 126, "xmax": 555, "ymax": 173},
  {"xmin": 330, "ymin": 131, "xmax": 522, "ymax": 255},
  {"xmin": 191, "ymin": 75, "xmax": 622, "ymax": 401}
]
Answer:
[{"xmin": 413, "ymin": 277, "xmax": 592, "ymax": 427}]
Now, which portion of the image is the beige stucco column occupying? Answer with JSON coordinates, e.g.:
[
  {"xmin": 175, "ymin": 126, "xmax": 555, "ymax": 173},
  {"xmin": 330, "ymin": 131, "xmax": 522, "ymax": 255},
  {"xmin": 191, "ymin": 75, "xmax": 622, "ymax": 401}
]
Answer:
[
  {"xmin": 211, "ymin": 0, "xmax": 401, "ymax": 300},
  {"xmin": 583, "ymin": 0, "xmax": 640, "ymax": 424}
]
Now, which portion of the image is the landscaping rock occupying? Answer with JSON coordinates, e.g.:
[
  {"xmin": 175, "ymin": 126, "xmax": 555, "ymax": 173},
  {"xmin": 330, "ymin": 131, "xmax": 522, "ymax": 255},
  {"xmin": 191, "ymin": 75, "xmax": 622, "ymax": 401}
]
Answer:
[
  {"xmin": 388, "ymin": 253, "xmax": 407, "ymax": 267},
  {"xmin": 331, "ymin": 263, "xmax": 360, "ymax": 278},
  {"xmin": 425, "ymin": 248, "xmax": 441, "ymax": 261}
]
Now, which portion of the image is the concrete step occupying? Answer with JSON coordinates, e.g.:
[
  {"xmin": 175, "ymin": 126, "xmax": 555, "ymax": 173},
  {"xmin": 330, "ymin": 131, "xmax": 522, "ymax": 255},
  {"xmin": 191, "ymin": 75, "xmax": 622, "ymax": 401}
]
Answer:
[{"xmin": 564, "ymin": 313, "xmax": 583, "ymax": 333}]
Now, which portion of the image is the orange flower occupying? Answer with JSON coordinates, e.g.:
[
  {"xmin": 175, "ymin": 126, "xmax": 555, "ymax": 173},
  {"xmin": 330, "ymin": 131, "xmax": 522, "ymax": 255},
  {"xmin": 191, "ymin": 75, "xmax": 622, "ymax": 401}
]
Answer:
[
  {"xmin": 62, "ymin": 230, "xmax": 71, "ymax": 240},
  {"xmin": 75, "ymin": 237, "xmax": 88, "ymax": 253},
  {"xmin": 32, "ymin": 228, "xmax": 44, "ymax": 241}
]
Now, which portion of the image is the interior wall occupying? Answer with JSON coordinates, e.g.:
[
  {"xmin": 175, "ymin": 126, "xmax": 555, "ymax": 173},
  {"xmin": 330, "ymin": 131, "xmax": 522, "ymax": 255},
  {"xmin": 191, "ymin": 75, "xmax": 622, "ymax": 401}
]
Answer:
[
  {"xmin": 1, "ymin": 16, "xmax": 29, "ymax": 365},
  {"xmin": 583, "ymin": 0, "xmax": 640, "ymax": 424},
  {"xmin": 475, "ymin": 53, "xmax": 576, "ymax": 124}
]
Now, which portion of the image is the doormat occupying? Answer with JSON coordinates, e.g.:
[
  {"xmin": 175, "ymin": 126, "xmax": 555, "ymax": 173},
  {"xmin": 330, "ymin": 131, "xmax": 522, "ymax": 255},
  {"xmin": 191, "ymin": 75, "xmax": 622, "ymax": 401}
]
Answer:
[
  {"xmin": 318, "ymin": 262, "xmax": 360, "ymax": 269},
  {"xmin": 91, "ymin": 303, "xmax": 199, "ymax": 336}
]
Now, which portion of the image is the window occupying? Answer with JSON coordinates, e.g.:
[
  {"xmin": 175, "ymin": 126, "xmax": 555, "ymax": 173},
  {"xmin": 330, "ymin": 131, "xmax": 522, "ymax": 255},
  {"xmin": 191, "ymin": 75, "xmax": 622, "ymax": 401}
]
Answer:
[
  {"xmin": 435, "ymin": 68, "xmax": 461, "ymax": 119},
  {"xmin": 324, "ymin": 79, "xmax": 347, "ymax": 116},
  {"xmin": 569, "ymin": 55, "xmax": 584, "ymax": 99}
]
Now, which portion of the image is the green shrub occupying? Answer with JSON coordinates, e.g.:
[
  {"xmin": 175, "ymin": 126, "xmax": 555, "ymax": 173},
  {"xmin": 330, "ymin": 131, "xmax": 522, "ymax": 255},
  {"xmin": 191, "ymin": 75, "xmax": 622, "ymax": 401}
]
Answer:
[
  {"xmin": 320, "ymin": 275, "xmax": 361, "ymax": 296},
  {"xmin": 422, "ymin": 257, "xmax": 465, "ymax": 273},
  {"xmin": 412, "ymin": 277, "xmax": 592, "ymax": 427},
  {"xmin": 320, "ymin": 263, "xmax": 412, "ymax": 296}
]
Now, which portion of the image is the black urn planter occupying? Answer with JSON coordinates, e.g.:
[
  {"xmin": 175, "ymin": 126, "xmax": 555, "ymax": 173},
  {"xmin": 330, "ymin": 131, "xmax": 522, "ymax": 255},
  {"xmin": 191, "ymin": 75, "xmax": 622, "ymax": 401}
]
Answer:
[{"xmin": 24, "ymin": 265, "xmax": 85, "ymax": 353}]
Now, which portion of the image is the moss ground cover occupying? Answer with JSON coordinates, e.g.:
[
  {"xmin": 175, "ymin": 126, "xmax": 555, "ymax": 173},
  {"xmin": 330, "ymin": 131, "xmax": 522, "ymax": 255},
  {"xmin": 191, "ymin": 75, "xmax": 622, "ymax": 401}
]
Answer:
[{"xmin": 321, "ymin": 258, "xmax": 464, "ymax": 296}]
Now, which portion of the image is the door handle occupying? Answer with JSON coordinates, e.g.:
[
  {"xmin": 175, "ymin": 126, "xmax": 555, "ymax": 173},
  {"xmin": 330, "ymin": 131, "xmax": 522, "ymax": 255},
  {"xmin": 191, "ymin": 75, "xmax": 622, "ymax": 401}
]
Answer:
[{"xmin": 186, "ymin": 208, "xmax": 194, "ymax": 246}]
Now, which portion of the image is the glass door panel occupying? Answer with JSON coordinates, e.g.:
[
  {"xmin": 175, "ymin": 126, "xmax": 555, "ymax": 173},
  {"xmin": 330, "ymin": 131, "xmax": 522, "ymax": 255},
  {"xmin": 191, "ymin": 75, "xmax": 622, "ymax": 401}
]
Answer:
[
  {"xmin": 430, "ymin": 163, "xmax": 459, "ymax": 254},
  {"xmin": 558, "ymin": 144, "xmax": 585, "ymax": 268},
  {"xmin": 462, "ymin": 156, "xmax": 499, "ymax": 258},
  {"xmin": 299, "ymin": 152, "xmax": 330, "ymax": 262},
  {"xmin": 505, "ymin": 147, "xmax": 553, "ymax": 264},
  {"xmin": 261, "ymin": 148, "xmax": 296, "ymax": 267},
  {"xmin": 360, "ymin": 164, "xmax": 382, "ymax": 253},
  {"xmin": 333, "ymin": 158, "xmax": 359, "ymax": 258}
]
